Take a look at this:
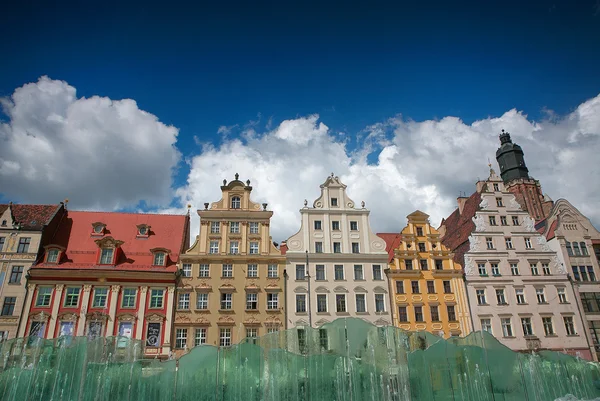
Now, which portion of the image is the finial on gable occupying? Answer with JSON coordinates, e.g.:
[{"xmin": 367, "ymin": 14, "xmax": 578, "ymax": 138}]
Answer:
[
  {"xmin": 331, "ymin": 172, "xmax": 334, "ymax": 177},
  {"xmin": 304, "ymin": 199, "xmax": 308, "ymax": 207},
  {"xmin": 223, "ymin": 179, "xmax": 227, "ymax": 185},
  {"xmin": 235, "ymin": 173, "xmax": 239, "ymax": 180},
  {"xmin": 361, "ymin": 201, "xmax": 365, "ymax": 208},
  {"xmin": 246, "ymin": 179, "xmax": 250, "ymax": 186},
  {"xmin": 204, "ymin": 202, "xmax": 209, "ymax": 210},
  {"xmin": 187, "ymin": 204, "xmax": 191, "ymax": 215}
]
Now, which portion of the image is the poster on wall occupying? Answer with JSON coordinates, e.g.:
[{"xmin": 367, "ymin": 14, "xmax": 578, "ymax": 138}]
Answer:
[
  {"xmin": 88, "ymin": 321, "xmax": 103, "ymax": 340},
  {"xmin": 146, "ymin": 323, "xmax": 161, "ymax": 347}
]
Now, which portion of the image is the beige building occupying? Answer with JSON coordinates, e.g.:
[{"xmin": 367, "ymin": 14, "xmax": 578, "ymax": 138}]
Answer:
[
  {"xmin": 176, "ymin": 174, "xmax": 285, "ymax": 352},
  {"xmin": 0, "ymin": 202, "xmax": 65, "ymax": 340}
]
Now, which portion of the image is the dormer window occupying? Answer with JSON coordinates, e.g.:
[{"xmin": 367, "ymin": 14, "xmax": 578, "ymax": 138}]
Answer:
[
  {"xmin": 100, "ymin": 249, "xmax": 114, "ymax": 264},
  {"xmin": 136, "ymin": 224, "xmax": 151, "ymax": 238},
  {"xmin": 47, "ymin": 249, "xmax": 59, "ymax": 263},
  {"xmin": 91, "ymin": 222, "xmax": 106, "ymax": 236},
  {"xmin": 1, "ymin": 220, "xmax": 6, "ymax": 227},
  {"xmin": 150, "ymin": 248, "xmax": 171, "ymax": 267},
  {"xmin": 231, "ymin": 196, "xmax": 241, "ymax": 209}
]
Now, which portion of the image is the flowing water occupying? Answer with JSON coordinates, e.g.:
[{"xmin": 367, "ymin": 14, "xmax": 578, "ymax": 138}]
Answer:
[{"xmin": 1, "ymin": 318, "xmax": 599, "ymax": 401}]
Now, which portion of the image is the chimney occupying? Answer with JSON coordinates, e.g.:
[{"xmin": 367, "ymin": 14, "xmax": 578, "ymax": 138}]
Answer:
[
  {"xmin": 457, "ymin": 196, "xmax": 469, "ymax": 215},
  {"xmin": 280, "ymin": 240, "xmax": 288, "ymax": 255}
]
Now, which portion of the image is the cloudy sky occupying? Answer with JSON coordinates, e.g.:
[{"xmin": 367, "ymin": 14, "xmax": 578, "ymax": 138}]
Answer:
[{"xmin": 1, "ymin": 1, "xmax": 600, "ymax": 242}]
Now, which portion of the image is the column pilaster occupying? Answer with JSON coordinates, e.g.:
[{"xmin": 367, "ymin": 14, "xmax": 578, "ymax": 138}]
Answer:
[
  {"xmin": 47, "ymin": 284, "xmax": 64, "ymax": 339},
  {"xmin": 17, "ymin": 283, "xmax": 36, "ymax": 337},
  {"xmin": 135, "ymin": 286, "xmax": 148, "ymax": 339},
  {"xmin": 106, "ymin": 285, "xmax": 120, "ymax": 336},
  {"xmin": 77, "ymin": 284, "xmax": 92, "ymax": 336},
  {"xmin": 163, "ymin": 286, "xmax": 175, "ymax": 354}
]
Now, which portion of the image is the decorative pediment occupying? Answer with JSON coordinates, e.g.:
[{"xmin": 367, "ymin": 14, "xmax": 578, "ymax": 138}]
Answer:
[
  {"xmin": 374, "ymin": 318, "xmax": 391, "ymax": 326},
  {"xmin": 150, "ymin": 247, "xmax": 172, "ymax": 254},
  {"xmin": 245, "ymin": 281, "xmax": 260, "ymax": 291},
  {"xmin": 86, "ymin": 311, "xmax": 110, "ymax": 321},
  {"xmin": 194, "ymin": 316, "xmax": 210, "ymax": 325},
  {"xmin": 265, "ymin": 316, "xmax": 282, "ymax": 325},
  {"xmin": 373, "ymin": 286, "xmax": 388, "ymax": 294},
  {"xmin": 176, "ymin": 314, "xmax": 191, "ymax": 323},
  {"xmin": 333, "ymin": 286, "xmax": 349, "ymax": 293},
  {"xmin": 315, "ymin": 286, "xmax": 330, "ymax": 293},
  {"xmin": 243, "ymin": 316, "xmax": 261, "ymax": 326},
  {"xmin": 91, "ymin": 222, "xmax": 106, "ymax": 236},
  {"xmin": 354, "ymin": 286, "xmax": 368, "ymax": 293},
  {"xmin": 94, "ymin": 236, "xmax": 124, "ymax": 248},
  {"xmin": 294, "ymin": 286, "xmax": 308, "ymax": 293},
  {"xmin": 296, "ymin": 318, "xmax": 309, "ymax": 326},
  {"xmin": 116, "ymin": 313, "xmax": 137, "ymax": 322},
  {"xmin": 44, "ymin": 244, "xmax": 66, "ymax": 251},
  {"xmin": 219, "ymin": 283, "xmax": 236, "ymax": 291},
  {"xmin": 29, "ymin": 311, "xmax": 51, "ymax": 322},
  {"xmin": 315, "ymin": 318, "xmax": 330, "ymax": 326},
  {"xmin": 217, "ymin": 316, "xmax": 235, "ymax": 326},
  {"xmin": 264, "ymin": 282, "xmax": 282, "ymax": 291},
  {"xmin": 57, "ymin": 312, "xmax": 78, "ymax": 322},
  {"xmin": 195, "ymin": 282, "xmax": 213, "ymax": 291},
  {"xmin": 146, "ymin": 313, "xmax": 165, "ymax": 323}
]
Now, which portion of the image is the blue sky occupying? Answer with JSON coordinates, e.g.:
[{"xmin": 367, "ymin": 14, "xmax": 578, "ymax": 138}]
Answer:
[{"xmin": 1, "ymin": 0, "xmax": 600, "ymax": 239}]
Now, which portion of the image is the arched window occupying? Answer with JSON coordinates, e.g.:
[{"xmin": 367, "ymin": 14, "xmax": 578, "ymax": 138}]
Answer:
[
  {"xmin": 580, "ymin": 242, "xmax": 589, "ymax": 256},
  {"xmin": 566, "ymin": 241, "xmax": 573, "ymax": 256},
  {"xmin": 573, "ymin": 242, "xmax": 581, "ymax": 256},
  {"xmin": 231, "ymin": 196, "xmax": 241, "ymax": 209}
]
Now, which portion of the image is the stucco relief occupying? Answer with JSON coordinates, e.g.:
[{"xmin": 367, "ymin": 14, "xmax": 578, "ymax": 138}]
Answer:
[
  {"xmin": 523, "ymin": 216, "xmax": 536, "ymax": 232},
  {"xmin": 472, "ymin": 215, "xmax": 486, "ymax": 232},
  {"xmin": 468, "ymin": 235, "xmax": 481, "ymax": 252},
  {"xmin": 464, "ymin": 256, "xmax": 475, "ymax": 275},
  {"xmin": 479, "ymin": 198, "xmax": 489, "ymax": 210},
  {"xmin": 508, "ymin": 197, "xmax": 521, "ymax": 210},
  {"xmin": 536, "ymin": 236, "xmax": 551, "ymax": 252},
  {"xmin": 288, "ymin": 239, "xmax": 302, "ymax": 251},
  {"xmin": 553, "ymin": 255, "xmax": 567, "ymax": 274},
  {"xmin": 371, "ymin": 240, "xmax": 385, "ymax": 251}
]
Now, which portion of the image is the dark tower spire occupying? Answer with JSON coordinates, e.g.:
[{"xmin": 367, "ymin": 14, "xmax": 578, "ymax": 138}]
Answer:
[{"xmin": 495, "ymin": 129, "xmax": 530, "ymax": 184}]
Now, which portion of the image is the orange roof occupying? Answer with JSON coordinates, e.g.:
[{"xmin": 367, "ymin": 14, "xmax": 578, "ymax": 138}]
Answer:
[
  {"xmin": 439, "ymin": 191, "xmax": 481, "ymax": 265},
  {"xmin": 1, "ymin": 203, "xmax": 63, "ymax": 230},
  {"xmin": 376, "ymin": 233, "xmax": 402, "ymax": 262},
  {"xmin": 34, "ymin": 210, "xmax": 189, "ymax": 272}
]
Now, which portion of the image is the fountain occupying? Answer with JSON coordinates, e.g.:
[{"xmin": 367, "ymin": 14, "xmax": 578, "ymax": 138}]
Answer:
[{"xmin": 1, "ymin": 318, "xmax": 599, "ymax": 401}]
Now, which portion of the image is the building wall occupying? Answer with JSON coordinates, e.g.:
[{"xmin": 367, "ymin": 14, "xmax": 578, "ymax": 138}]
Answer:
[
  {"xmin": 387, "ymin": 211, "xmax": 471, "ymax": 338},
  {"xmin": 505, "ymin": 178, "xmax": 553, "ymax": 222},
  {"xmin": 463, "ymin": 172, "xmax": 590, "ymax": 359},
  {"xmin": 176, "ymin": 176, "xmax": 285, "ymax": 354},
  {"xmin": 285, "ymin": 174, "xmax": 391, "ymax": 330}
]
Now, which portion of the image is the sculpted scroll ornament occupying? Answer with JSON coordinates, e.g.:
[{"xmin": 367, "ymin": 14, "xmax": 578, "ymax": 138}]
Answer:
[
  {"xmin": 479, "ymin": 198, "xmax": 489, "ymax": 210},
  {"xmin": 536, "ymin": 236, "xmax": 551, "ymax": 252},
  {"xmin": 468, "ymin": 235, "xmax": 481, "ymax": 252},
  {"xmin": 472, "ymin": 215, "xmax": 486, "ymax": 232},
  {"xmin": 509, "ymin": 197, "xmax": 521, "ymax": 210},
  {"xmin": 553, "ymin": 255, "xmax": 567, "ymax": 274},
  {"xmin": 464, "ymin": 256, "xmax": 475, "ymax": 275},
  {"xmin": 523, "ymin": 216, "xmax": 536, "ymax": 232}
]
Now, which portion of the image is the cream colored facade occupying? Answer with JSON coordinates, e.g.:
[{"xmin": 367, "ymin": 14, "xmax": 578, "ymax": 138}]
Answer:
[
  {"xmin": 176, "ymin": 175, "xmax": 285, "ymax": 352},
  {"xmin": 284, "ymin": 174, "xmax": 391, "ymax": 332}
]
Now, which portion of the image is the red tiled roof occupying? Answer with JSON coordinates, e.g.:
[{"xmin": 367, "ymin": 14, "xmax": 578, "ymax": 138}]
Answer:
[
  {"xmin": 1, "ymin": 204, "xmax": 62, "ymax": 231},
  {"xmin": 439, "ymin": 191, "xmax": 481, "ymax": 265},
  {"xmin": 35, "ymin": 210, "xmax": 189, "ymax": 272},
  {"xmin": 376, "ymin": 233, "xmax": 402, "ymax": 262}
]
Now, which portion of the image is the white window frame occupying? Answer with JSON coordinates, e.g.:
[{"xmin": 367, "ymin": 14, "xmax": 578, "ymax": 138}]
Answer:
[
  {"xmin": 267, "ymin": 264, "xmax": 278, "ymax": 278},
  {"xmin": 199, "ymin": 264, "xmax": 210, "ymax": 277},
  {"xmin": 249, "ymin": 222, "xmax": 259, "ymax": 234},
  {"xmin": 220, "ymin": 328, "xmax": 231, "ymax": 346},
  {"xmin": 249, "ymin": 242, "xmax": 259, "ymax": 254},
  {"xmin": 247, "ymin": 263, "xmax": 258, "ymax": 278},
  {"xmin": 267, "ymin": 293, "xmax": 278, "ymax": 310},
  {"xmin": 222, "ymin": 264, "xmax": 233, "ymax": 278},
  {"xmin": 355, "ymin": 293, "xmax": 366, "ymax": 313},
  {"xmin": 210, "ymin": 221, "xmax": 220, "ymax": 234},
  {"xmin": 229, "ymin": 241, "xmax": 239, "ymax": 254},
  {"xmin": 178, "ymin": 293, "xmax": 190, "ymax": 310},
  {"xmin": 230, "ymin": 222, "xmax": 240, "ymax": 234},
  {"xmin": 196, "ymin": 293, "xmax": 208, "ymax": 310},
  {"xmin": 182, "ymin": 263, "xmax": 192, "ymax": 277},
  {"xmin": 195, "ymin": 328, "xmax": 207, "ymax": 346},
  {"xmin": 209, "ymin": 241, "xmax": 219, "ymax": 254}
]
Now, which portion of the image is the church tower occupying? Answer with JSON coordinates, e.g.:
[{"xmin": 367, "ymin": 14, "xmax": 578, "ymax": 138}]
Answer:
[{"xmin": 495, "ymin": 130, "xmax": 553, "ymax": 222}]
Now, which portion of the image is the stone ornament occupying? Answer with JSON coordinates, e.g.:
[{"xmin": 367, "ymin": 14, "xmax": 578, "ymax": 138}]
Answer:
[
  {"xmin": 536, "ymin": 236, "xmax": 551, "ymax": 252},
  {"xmin": 472, "ymin": 215, "xmax": 486, "ymax": 232},
  {"xmin": 523, "ymin": 216, "xmax": 536, "ymax": 232},
  {"xmin": 463, "ymin": 256, "xmax": 475, "ymax": 275},
  {"xmin": 508, "ymin": 197, "xmax": 521, "ymax": 210},
  {"xmin": 468, "ymin": 235, "xmax": 481, "ymax": 252},
  {"xmin": 479, "ymin": 198, "xmax": 489, "ymax": 210}
]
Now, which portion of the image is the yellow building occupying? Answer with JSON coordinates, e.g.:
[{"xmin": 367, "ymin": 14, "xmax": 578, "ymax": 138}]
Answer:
[
  {"xmin": 379, "ymin": 211, "xmax": 471, "ymax": 338},
  {"xmin": 174, "ymin": 174, "xmax": 285, "ymax": 353}
]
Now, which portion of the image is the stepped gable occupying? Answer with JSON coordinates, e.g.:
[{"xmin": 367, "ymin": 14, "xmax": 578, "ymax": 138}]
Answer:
[
  {"xmin": 440, "ymin": 191, "xmax": 481, "ymax": 265},
  {"xmin": 376, "ymin": 233, "xmax": 402, "ymax": 262},
  {"xmin": 1, "ymin": 203, "xmax": 62, "ymax": 230}
]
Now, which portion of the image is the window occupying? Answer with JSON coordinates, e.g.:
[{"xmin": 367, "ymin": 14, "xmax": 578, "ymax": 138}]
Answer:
[
  {"xmin": 222, "ymin": 264, "xmax": 233, "ymax": 278},
  {"xmin": 9, "ymin": 266, "xmax": 23, "ymax": 284},
  {"xmin": 315, "ymin": 242, "xmax": 323, "ymax": 253},
  {"xmin": 296, "ymin": 294, "xmax": 306, "ymax": 313},
  {"xmin": 221, "ymin": 293, "xmax": 232, "ymax": 310},
  {"xmin": 505, "ymin": 238, "xmax": 513, "ymax": 249},
  {"xmin": 356, "ymin": 294, "xmax": 366, "ymax": 312},
  {"xmin": 416, "ymin": 227, "xmax": 423, "ymax": 236},
  {"xmin": 249, "ymin": 242, "xmax": 259, "ymax": 254},
  {"xmin": 249, "ymin": 222, "xmax": 259, "ymax": 234},
  {"xmin": 405, "ymin": 260, "xmax": 413, "ymax": 270},
  {"xmin": 220, "ymin": 328, "xmax": 231, "ymax": 346},
  {"xmin": 418, "ymin": 243, "xmax": 426, "ymax": 252},
  {"xmin": 493, "ymin": 183, "xmax": 499, "ymax": 191},
  {"xmin": 88, "ymin": 322, "xmax": 103, "ymax": 340},
  {"xmin": 443, "ymin": 281, "xmax": 452, "ymax": 294},
  {"xmin": 557, "ymin": 287, "xmax": 568, "ymax": 304},
  {"xmin": 430, "ymin": 305, "xmax": 439, "ymax": 321},
  {"xmin": 199, "ymin": 264, "xmax": 210, "ymax": 277},
  {"xmin": 182, "ymin": 263, "xmax": 192, "ymax": 277},
  {"xmin": 573, "ymin": 243, "xmax": 581, "ymax": 256},
  {"xmin": 210, "ymin": 221, "xmax": 220, "ymax": 233},
  {"xmin": 36, "ymin": 287, "xmax": 52, "ymax": 307},
  {"xmin": 420, "ymin": 260, "xmax": 428, "ymax": 270},
  {"xmin": 267, "ymin": 292, "xmax": 278, "ymax": 310},
  {"xmin": 351, "ymin": 243, "xmax": 360, "ymax": 254},
  {"xmin": 500, "ymin": 216, "xmax": 508, "ymax": 226},
  {"xmin": 100, "ymin": 248, "xmax": 114, "ymax": 264},
  {"xmin": 588, "ymin": 266, "xmax": 596, "ymax": 282},
  {"xmin": 525, "ymin": 238, "xmax": 532, "ymax": 249},
  {"xmin": 542, "ymin": 263, "xmax": 550, "ymax": 275},
  {"xmin": 515, "ymin": 288, "xmax": 526, "ymax": 304},
  {"xmin": 331, "ymin": 198, "xmax": 338, "ymax": 207},
  {"xmin": 296, "ymin": 264, "xmax": 306, "ymax": 280},
  {"xmin": 64, "ymin": 288, "xmax": 80, "ymax": 307},
  {"xmin": 196, "ymin": 293, "xmax": 208, "ymax": 310},
  {"xmin": 398, "ymin": 306, "xmax": 408, "ymax": 322},
  {"xmin": 268, "ymin": 264, "xmax": 278, "ymax": 278},
  {"xmin": 529, "ymin": 263, "xmax": 539, "ymax": 276},
  {"xmin": 375, "ymin": 294, "xmax": 385, "ymax": 312},
  {"xmin": 510, "ymin": 263, "xmax": 519, "ymax": 276},
  {"xmin": 521, "ymin": 318, "xmax": 533, "ymax": 336},
  {"xmin": 489, "ymin": 216, "xmax": 497, "ymax": 226},
  {"xmin": 246, "ymin": 293, "xmax": 258, "ymax": 310},
  {"xmin": 566, "ymin": 241, "xmax": 573, "ymax": 256},
  {"xmin": 354, "ymin": 265, "xmax": 364, "ymax": 280},
  {"xmin": 229, "ymin": 241, "xmax": 239, "ymax": 254},
  {"xmin": 447, "ymin": 305, "xmax": 456, "ymax": 321},
  {"xmin": 1, "ymin": 297, "xmax": 16, "ymax": 316},
  {"xmin": 178, "ymin": 293, "xmax": 190, "ymax": 310},
  {"xmin": 150, "ymin": 289, "xmax": 164, "ymax": 308},
  {"xmin": 245, "ymin": 328, "xmax": 258, "ymax": 340},
  {"xmin": 564, "ymin": 316, "xmax": 576, "ymax": 335},
  {"xmin": 581, "ymin": 242, "xmax": 589, "ymax": 256},
  {"xmin": 0, "ymin": 237, "xmax": 4, "ymax": 251},
  {"xmin": 491, "ymin": 263, "xmax": 500, "ymax": 276},
  {"xmin": 333, "ymin": 264, "xmax": 343, "ymax": 280},
  {"xmin": 411, "ymin": 281, "xmax": 420, "ymax": 294},
  {"xmin": 317, "ymin": 294, "xmax": 327, "ymax": 312},
  {"xmin": 396, "ymin": 281, "xmax": 405, "ymax": 294},
  {"xmin": 496, "ymin": 197, "xmax": 503, "ymax": 207},
  {"xmin": 316, "ymin": 265, "xmax": 325, "ymax": 280},
  {"xmin": 372, "ymin": 265, "xmax": 382, "ymax": 280},
  {"xmin": 333, "ymin": 242, "xmax": 341, "ymax": 253},
  {"xmin": 122, "ymin": 288, "xmax": 137, "ymax": 308},
  {"xmin": 297, "ymin": 328, "xmax": 307, "ymax": 353},
  {"xmin": 350, "ymin": 221, "xmax": 358, "ymax": 231},
  {"xmin": 542, "ymin": 317, "xmax": 554, "ymax": 336},
  {"xmin": 332, "ymin": 221, "xmax": 340, "ymax": 230},
  {"xmin": 501, "ymin": 318, "xmax": 513, "ymax": 337},
  {"xmin": 314, "ymin": 220, "xmax": 322, "ymax": 230},
  {"xmin": 496, "ymin": 289, "xmax": 506, "ymax": 305},
  {"xmin": 17, "ymin": 237, "xmax": 30, "ymax": 253},
  {"xmin": 93, "ymin": 288, "xmax": 108, "ymax": 308},
  {"xmin": 195, "ymin": 328, "xmax": 207, "ymax": 346},
  {"xmin": 247, "ymin": 264, "xmax": 258, "ymax": 278},
  {"xmin": 476, "ymin": 289, "xmax": 486, "ymax": 305},
  {"xmin": 414, "ymin": 306, "xmax": 424, "ymax": 322},
  {"xmin": 231, "ymin": 197, "xmax": 241, "ymax": 209},
  {"xmin": 478, "ymin": 263, "xmax": 487, "ymax": 276},
  {"xmin": 230, "ymin": 222, "xmax": 240, "ymax": 234},
  {"xmin": 435, "ymin": 260, "xmax": 443, "ymax": 270},
  {"xmin": 153, "ymin": 252, "xmax": 166, "ymax": 266},
  {"xmin": 336, "ymin": 294, "xmax": 347, "ymax": 313},
  {"xmin": 427, "ymin": 281, "xmax": 435, "ymax": 294},
  {"xmin": 209, "ymin": 241, "xmax": 219, "ymax": 254},
  {"xmin": 512, "ymin": 216, "xmax": 519, "ymax": 226},
  {"xmin": 319, "ymin": 328, "xmax": 328, "ymax": 350},
  {"xmin": 481, "ymin": 319, "xmax": 492, "ymax": 333},
  {"xmin": 47, "ymin": 249, "xmax": 59, "ymax": 263}
]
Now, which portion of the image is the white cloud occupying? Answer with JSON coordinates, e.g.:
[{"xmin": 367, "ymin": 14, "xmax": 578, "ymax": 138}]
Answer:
[{"xmin": 0, "ymin": 76, "xmax": 180, "ymax": 210}]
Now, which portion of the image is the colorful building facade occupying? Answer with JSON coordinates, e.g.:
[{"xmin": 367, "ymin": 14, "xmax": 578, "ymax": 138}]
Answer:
[
  {"xmin": 379, "ymin": 210, "xmax": 471, "ymax": 338},
  {"xmin": 175, "ymin": 174, "xmax": 285, "ymax": 352}
]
